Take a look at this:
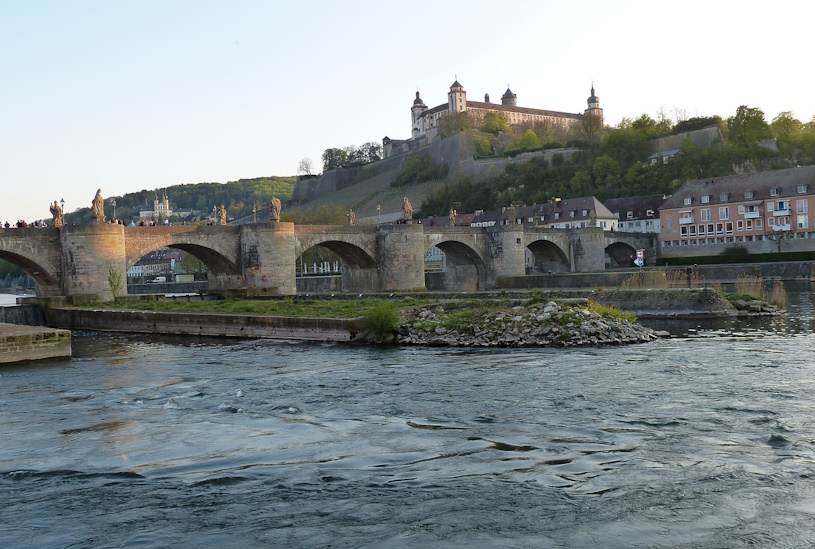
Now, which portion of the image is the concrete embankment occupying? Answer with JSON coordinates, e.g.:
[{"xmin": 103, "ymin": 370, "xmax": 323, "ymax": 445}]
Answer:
[
  {"xmin": 0, "ymin": 323, "xmax": 71, "ymax": 364},
  {"xmin": 549, "ymin": 288, "xmax": 737, "ymax": 318},
  {"xmin": 49, "ymin": 308, "xmax": 360, "ymax": 342}
]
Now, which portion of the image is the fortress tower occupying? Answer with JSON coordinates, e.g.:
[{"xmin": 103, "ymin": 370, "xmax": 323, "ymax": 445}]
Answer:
[{"xmin": 585, "ymin": 84, "xmax": 603, "ymax": 121}]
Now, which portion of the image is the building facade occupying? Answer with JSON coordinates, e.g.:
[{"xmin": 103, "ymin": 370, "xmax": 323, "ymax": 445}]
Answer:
[
  {"xmin": 659, "ymin": 165, "xmax": 815, "ymax": 255},
  {"xmin": 605, "ymin": 194, "xmax": 667, "ymax": 233}
]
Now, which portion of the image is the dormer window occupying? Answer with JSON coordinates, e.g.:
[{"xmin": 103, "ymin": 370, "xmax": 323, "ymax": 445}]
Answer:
[
  {"xmin": 554, "ymin": 212, "xmax": 560, "ymax": 219},
  {"xmin": 719, "ymin": 192, "xmax": 730, "ymax": 202},
  {"xmin": 582, "ymin": 209, "xmax": 588, "ymax": 216},
  {"xmin": 770, "ymin": 187, "xmax": 781, "ymax": 197},
  {"xmin": 744, "ymin": 190, "xmax": 754, "ymax": 200},
  {"xmin": 683, "ymin": 197, "xmax": 693, "ymax": 206},
  {"xmin": 701, "ymin": 195, "xmax": 710, "ymax": 204},
  {"xmin": 646, "ymin": 209, "xmax": 654, "ymax": 216},
  {"xmin": 626, "ymin": 211, "xmax": 634, "ymax": 219},
  {"xmin": 797, "ymin": 184, "xmax": 809, "ymax": 194},
  {"xmin": 569, "ymin": 211, "xmax": 575, "ymax": 218}
]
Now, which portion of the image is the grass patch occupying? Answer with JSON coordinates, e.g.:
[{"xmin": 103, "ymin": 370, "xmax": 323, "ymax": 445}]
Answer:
[
  {"xmin": 362, "ymin": 302, "xmax": 400, "ymax": 340},
  {"xmin": 87, "ymin": 297, "xmax": 432, "ymax": 319},
  {"xmin": 586, "ymin": 300, "xmax": 637, "ymax": 322}
]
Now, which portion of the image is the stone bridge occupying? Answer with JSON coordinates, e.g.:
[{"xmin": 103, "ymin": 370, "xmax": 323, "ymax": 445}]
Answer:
[{"xmin": 0, "ymin": 223, "xmax": 652, "ymax": 300}]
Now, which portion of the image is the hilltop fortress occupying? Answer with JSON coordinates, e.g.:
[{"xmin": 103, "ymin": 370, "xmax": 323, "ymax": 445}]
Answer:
[
  {"xmin": 384, "ymin": 79, "xmax": 602, "ymax": 158},
  {"xmin": 292, "ymin": 80, "xmax": 602, "ymax": 213}
]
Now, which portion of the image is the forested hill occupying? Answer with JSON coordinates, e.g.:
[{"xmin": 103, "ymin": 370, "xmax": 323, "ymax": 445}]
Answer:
[
  {"xmin": 65, "ymin": 176, "xmax": 296, "ymax": 224},
  {"xmin": 419, "ymin": 109, "xmax": 815, "ymax": 217}
]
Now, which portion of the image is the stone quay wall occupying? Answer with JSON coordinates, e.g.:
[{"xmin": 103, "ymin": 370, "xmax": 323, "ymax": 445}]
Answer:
[
  {"xmin": 49, "ymin": 308, "xmax": 360, "ymax": 342},
  {"xmin": 0, "ymin": 323, "xmax": 71, "ymax": 364}
]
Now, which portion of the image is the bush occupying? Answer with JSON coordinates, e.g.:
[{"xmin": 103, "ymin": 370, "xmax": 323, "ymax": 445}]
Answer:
[
  {"xmin": 362, "ymin": 302, "xmax": 400, "ymax": 341},
  {"xmin": 392, "ymin": 154, "xmax": 449, "ymax": 187}
]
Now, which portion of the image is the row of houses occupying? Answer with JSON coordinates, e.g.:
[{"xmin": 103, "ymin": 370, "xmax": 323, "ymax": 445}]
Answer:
[{"xmin": 418, "ymin": 164, "xmax": 815, "ymax": 257}]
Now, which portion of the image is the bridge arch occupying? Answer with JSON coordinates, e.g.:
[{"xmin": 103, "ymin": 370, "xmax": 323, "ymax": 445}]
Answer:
[
  {"xmin": 424, "ymin": 238, "xmax": 488, "ymax": 291},
  {"xmin": 296, "ymin": 233, "xmax": 380, "ymax": 293},
  {"xmin": 605, "ymin": 241, "xmax": 637, "ymax": 268},
  {"xmin": 0, "ymin": 250, "xmax": 61, "ymax": 296},
  {"xmin": 526, "ymin": 238, "xmax": 571, "ymax": 274}
]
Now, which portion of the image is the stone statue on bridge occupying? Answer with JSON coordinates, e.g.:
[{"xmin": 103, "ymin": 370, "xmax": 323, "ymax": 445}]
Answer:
[
  {"xmin": 403, "ymin": 197, "xmax": 413, "ymax": 220},
  {"xmin": 347, "ymin": 209, "xmax": 356, "ymax": 226},
  {"xmin": 92, "ymin": 189, "xmax": 105, "ymax": 223},
  {"xmin": 270, "ymin": 197, "xmax": 281, "ymax": 222},
  {"xmin": 217, "ymin": 204, "xmax": 227, "ymax": 226},
  {"xmin": 449, "ymin": 209, "xmax": 456, "ymax": 227},
  {"xmin": 50, "ymin": 200, "xmax": 64, "ymax": 228}
]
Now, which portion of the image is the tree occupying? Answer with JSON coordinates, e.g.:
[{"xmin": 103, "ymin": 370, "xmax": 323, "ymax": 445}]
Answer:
[
  {"xmin": 770, "ymin": 111, "xmax": 803, "ymax": 139},
  {"xmin": 358, "ymin": 141, "xmax": 382, "ymax": 164},
  {"xmin": 480, "ymin": 111, "xmax": 510, "ymax": 134},
  {"xmin": 516, "ymin": 129, "xmax": 541, "ymax": 150},
  {"xmin": 727, "ymin": 105, "xmax": 772, "ymax": 144},
  {"xmin": 580, "ymin": 112, "xmax": 603, "ymax": 142},
  {"xmin": 440, "ymin": 112, "xmax": 475, "ymax": 137},
  {"xmin": 322, "ymin": 148, "xmax": 349, "ymax": 171},
  {"xmin": 298, "ymin": 157, "xmax": 313, "ymax": 176}
]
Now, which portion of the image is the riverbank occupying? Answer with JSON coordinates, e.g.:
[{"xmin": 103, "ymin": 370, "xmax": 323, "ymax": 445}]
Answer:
[
  {"xmin": 45, "ymin": 291, "xmax": 680, "ymax": 347},
  {"xmin": 0, "ymin": 323, "xmax": 71, "ymax": 364}
]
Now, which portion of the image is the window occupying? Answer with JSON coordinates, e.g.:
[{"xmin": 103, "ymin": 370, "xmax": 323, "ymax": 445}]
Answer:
[
  {"xmin": 756, "ymin": 219, "xmax": 763, "ymax": 230},
  {"xmin": 716, "ymin": 223, "xmax": 724, "ymax": 235},
  {"xmin": 771, "ymin": 187, "xmax": 781, "ymax": 197},
  {"xmin": 737, "ymin": 220, "xmax": 744, "ymax": 231},
  {"xmin": 719, "ymin": 207, "xmax": 729, "ymax": 220},
  {"xmin": 767, "ymin": 202, "xmax": 774, "ymax": 211},
  {"xmin": 701, "ymin": 208, "xmax": 710, "ymax": 222},
  {"xmin": 646, "ymin": 209, "xmax": 654, "ymax": 216},
  {"xmin": 701, "ymin": 195, "xmax": 710, "ymax": 204},
  {"xmin": 744, "ymin": 190, "xmax": 754, "ymax": 199},
  {"xmin": 738, "ymin": 205, "xmax": 745, "ymax": 214},
  {"xmin": 627, "ymin": 211, "xmax": 634, "ymax": 219},
  {"xmin": 680, "ymin": 225, "xmax": 688, "ymax": 237},
  {"xmin": 569, "ymin": 211, "xmax": 575, "ymax": 218},
  {"xmin": 698, "ymin": 224, "xmax": 706, "ymax": 236},
  {"xmin": 726, "ymin": 222, "xmax": 733, "ymax": 235},
  {"xmin": 778, "ymin": 200, "xmax": 789, "ymax": 212},
  {"xmin": 582, "ymin": 209, "xmax": 589, "ymax": 217},
  {"xmin": 746, "ymin": 219, "xmax": 753, "ymax": 230},
  {"xmin": 798, "ymin": 185, "xmax": 808, "ymax": 194},
  {"xmin": 798, "ymin": 215, "xmax": 809, "ymax": 229},
  {"xmin": 554, "ymin": 212, "xmax": 560, "ymax": 219},
  {"xmin": 689, "ymin": 225, "xmax": 696, "ymax": 237},
  {"xmin": 683, "ymin": 197, "xmax": 693, "ymax": 206},
  {"xmin": 797, "ymin": 199, "xmax": 808, "ymax": 214},
  {"xmin": 707, "ymin": 223, "xmax": 714, "ymax": 234},
  {"xmin": 719, "ymin": 192, "xmax": 730, "ymax": 202}
]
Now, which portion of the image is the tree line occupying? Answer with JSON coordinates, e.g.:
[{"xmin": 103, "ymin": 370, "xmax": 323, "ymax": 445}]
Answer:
[{"xmin": 63, "ymin": 176, "xmax": 297, "ymax": 225}]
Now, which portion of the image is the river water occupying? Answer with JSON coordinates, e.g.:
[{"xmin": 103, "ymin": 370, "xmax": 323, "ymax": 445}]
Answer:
[{"xmin": 2, "ymin": 290, "xmax": 815, "ymax": 547}]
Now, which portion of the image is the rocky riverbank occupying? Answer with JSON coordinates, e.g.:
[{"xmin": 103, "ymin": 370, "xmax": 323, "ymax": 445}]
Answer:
[{"xmin": 392, "ymin": 299, "xmax": 667, "ymax": 347}]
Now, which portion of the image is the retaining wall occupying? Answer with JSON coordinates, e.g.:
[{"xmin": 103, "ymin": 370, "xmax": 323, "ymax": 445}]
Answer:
[
  {"xmin": 49, "ymin": 308, "xmax": 360, "ymax": 342},
  {"xmin": 0, "ymin": 323, "xmax": 71, "ymax": 364}
]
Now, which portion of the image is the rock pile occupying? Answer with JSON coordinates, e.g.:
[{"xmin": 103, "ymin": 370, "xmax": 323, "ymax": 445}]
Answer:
[
  {"xmin": 730, "ymin": 298, "xmax": 784, "ymax": 317},
  {"xmin": 396, "ymin": 300, "xmax": 666, "ymax": 347}
]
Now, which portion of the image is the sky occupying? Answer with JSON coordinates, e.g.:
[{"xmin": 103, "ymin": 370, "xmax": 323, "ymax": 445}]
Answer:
[{"xmin": 2, "ymin": 0, "xmax": 813, "ymax": 224}]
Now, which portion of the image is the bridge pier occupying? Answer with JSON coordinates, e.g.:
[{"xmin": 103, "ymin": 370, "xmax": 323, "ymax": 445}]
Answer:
[
  {"xmin": 239, "ymin": 222, "xmax": 297, "ymax": 296},
  {"xmin": 485, "ymin": 226, "xmax": 526, "ymax": 286},
  {"xmin": 570, "ymin": 227, "xmax": 606, "ymax": 272},
  {"xmin": 60, "ymin": 224, "xmax": 127, "ymax": 301},
  {"xmin": 376, "ymin": 224, "xmax": 426, "ymax": 291}
]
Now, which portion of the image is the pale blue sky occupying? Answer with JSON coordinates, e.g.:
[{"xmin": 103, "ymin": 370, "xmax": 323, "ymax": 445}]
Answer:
[{"xmin": 2, "ymin": 0, "xmax": 813, "ymax": 223}]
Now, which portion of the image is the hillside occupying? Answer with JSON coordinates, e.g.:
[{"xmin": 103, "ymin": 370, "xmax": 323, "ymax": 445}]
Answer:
[{"xmin": 64, "ymin": 176, "xmax": 297, "ymax": 224}]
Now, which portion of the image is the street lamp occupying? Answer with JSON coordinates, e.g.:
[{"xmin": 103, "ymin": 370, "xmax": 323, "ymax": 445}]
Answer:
[
  {"xmin": 111, "ymin": 198, "xmax": 116, "ymax": 220},
  {"xmin": 253, "ymin": 204, "xmax": 257, "ymax": 223},
  {"xmin": 377, "ymin": 204, "xmax": 381, "ymax": 224},
  {"xmin": 60, "ymin": 198, "xmax": 65, "ymax": 210}
]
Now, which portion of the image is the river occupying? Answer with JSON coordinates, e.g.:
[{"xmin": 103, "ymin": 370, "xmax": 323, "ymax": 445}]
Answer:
[{"xmin": 2, "ymin": 289, "xmax": 815, "ymax": 547}]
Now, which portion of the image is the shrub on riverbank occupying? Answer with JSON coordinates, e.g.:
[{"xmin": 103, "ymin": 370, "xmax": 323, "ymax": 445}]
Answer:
[{"xmin": 362, "ymin": 302, "xmax": 400, "ymax": 341}]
